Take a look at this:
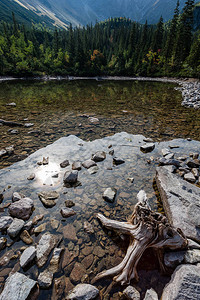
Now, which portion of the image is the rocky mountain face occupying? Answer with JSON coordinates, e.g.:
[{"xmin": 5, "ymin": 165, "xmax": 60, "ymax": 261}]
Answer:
[{"xmin": 3, "ymin": 0, "xmax": 200, "ymax": 28}]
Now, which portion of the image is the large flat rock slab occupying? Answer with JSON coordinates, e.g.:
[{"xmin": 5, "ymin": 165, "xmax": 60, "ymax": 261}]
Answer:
[
  {"xmin": 162, "ymin": 264, "xmax": 200, "ymax": 300},
  {"xmin": 156, "ymin": 166, "xmax": 200, "ymax": 242}
]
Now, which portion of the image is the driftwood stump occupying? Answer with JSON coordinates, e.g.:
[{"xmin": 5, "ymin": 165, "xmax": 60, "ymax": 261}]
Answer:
[{"xmin": 92, "ymin": 190, "xmax": 187, "ymax": 286}]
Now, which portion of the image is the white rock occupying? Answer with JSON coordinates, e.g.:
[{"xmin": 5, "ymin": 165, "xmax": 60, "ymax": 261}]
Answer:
[
  {"xmin": 162, "ymin": 264, "xmax": 200, "ymax": 299},
  {"xmin": 36, "ymin": 233, "xmax": 58, "ymax": 268},
  {"xmin": 184, "ymin": 249, "xmax": 200, "ymax": 264},
  {"xmin": 144, "ymin": 288, "xmax": 158, "ymax": 300},
  {"xmin": 20, "ymin": 246, "xmax": 36, "ymax": 268},
  {"xmin": 0, "ymin": 272, "xmax": 37, "ymax": 300},
  {"xmin": 66, "ymin": 283, "xmax": 99, "ymax": 300},
  {"xmin": 123, "ymin": 285, "xmax": 140, "ymax": 300},
  {"xmin": 38, "ymin": 270, "xmax": 53, "ymax": 288},
  {"xmin": 103, "ymin": 188, "xmax": 117, "ymax": 203}
]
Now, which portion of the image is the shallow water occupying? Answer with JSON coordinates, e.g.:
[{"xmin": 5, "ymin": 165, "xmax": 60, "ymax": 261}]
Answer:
[
  {"xmin": 1, "ymin": 80, "xmax": 200, "ymax": 299},
  {"xmin": 1, "ymin": 79, "xmax": 200, "ymax": 169},
  {"xmin": 1, "ymin": 132, "xmax": 200, "ymax": 299}
]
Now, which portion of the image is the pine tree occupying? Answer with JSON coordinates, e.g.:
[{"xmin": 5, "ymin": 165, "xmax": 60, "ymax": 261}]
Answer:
[
  {"xmin": 174, "ymin": 0, "xmax": 195, "ymax": 66},
  {"xmin": 164, "ymin": 0, "xmax": 180, "ymax": 59},
  {"xmin": 152, "ymin": 16, "xmax": 164, "ymax": 51}
]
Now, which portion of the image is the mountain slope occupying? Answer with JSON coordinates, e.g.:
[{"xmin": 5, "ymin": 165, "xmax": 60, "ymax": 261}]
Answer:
[
  {"xmin": 0, "ymin": 0, "xmax": 64, "ymax": 28},
  {"xmin": 13, "ymin": 0, "xmax": 199, "ymax": 27}
]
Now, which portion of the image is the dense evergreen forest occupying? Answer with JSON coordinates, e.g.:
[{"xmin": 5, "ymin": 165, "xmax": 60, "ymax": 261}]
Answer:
[{"xmin": 0, "ymin": 0, "xmax": 199, "ymax": 78}]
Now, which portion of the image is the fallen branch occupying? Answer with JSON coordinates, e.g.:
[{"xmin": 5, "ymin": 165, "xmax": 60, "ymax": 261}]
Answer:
[{"xmin": 92, "ymin": 190, "xmax": 187, "ymax": 285}]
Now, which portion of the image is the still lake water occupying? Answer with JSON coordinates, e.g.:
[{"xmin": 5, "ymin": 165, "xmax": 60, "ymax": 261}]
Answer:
[
  {"xmin": 0, "ymin": 79, "xmax": 200, "ymax": 299},
  {"xmin": 1, "ymin": 79, "xmax": 200, "ymax": 169}
]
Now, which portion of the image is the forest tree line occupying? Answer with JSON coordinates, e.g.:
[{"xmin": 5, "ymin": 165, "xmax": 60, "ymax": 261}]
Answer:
[{"xmin": 0, "ymin": 0, "xmax": 199, "ymax": 78}]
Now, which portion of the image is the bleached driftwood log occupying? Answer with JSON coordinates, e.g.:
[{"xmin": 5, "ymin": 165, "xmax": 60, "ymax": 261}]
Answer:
[{"xmin": 92, "ymin": 190, "xmax": 187, "ymax": 285}]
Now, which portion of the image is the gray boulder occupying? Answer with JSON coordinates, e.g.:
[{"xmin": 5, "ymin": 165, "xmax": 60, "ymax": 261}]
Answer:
[
  {"xmin": 161, "ymin": 264, "xmax": 200, "ymax": 300},
  {"xmin": 156, "ymin": 167, "xmax": 200, "ymax": 242},
  {"xmin": 20, "ymin": 246, "xmax": 36, "ymax": 268},
  {"xmin": 66, "ymin": 283, "xmax": 99, "ymax": 300},
  {"xmin": 122, "ymin": 285, "xmax": 140, "ymax": 300},
  {"xmin": 164, "ymin": 251, "xmax": 185, "ymax": 268},
  {"xmin": 9, "ymin": 198, "xmax": 34, "ymax": 220},
  {"xmin": 7, "ymin": 218, "xmax": 25, "ymax": 238},
  {"xmin": 0, "ymin": 272, "xmax": 37, "ymax": 300}
]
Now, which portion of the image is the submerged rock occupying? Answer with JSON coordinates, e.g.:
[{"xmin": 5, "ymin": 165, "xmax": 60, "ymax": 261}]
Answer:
[
  {"xmin": 9, "ymin": 198, "xmax": 34, "ymax": 220},
  {"xmin": 20, "ymin": 230, "xmax": 33, "ymax": 245},
  {"xmin": 65, "ymin": 200, "xmax": 75, "ymax": 208},
  {"xmin": 0, "ymin": 272, "xmax": 37, "ymax": 300},
  {"xmin": 0, "ymin": 237, "xmax": 7, "ymax": 250},
  {"xmin": 161, "ymin": 264, "xmax": 200, "ymax": 300},
  {"xmin": 84, "ymin": 221, "xmax": 94, "ymax": 234},
  {"xmin": 49, "ymin": 247, "xmax": 64, "ymax": 274},
  {"xmin": 60, "ymin": 207, "xmax": 76, "ymax": 218},
  {"xmin": 20, "ymin": 246, "xmax": 36, "ymax": 268},
  {"xmin": 38, "ymin": 191, "xmax": 59, "ymax": 208},
  {"xmin": 36, "ymin": 233, "xmax": 59, "ymax": 268},
  {"xmin": 66, "ymin": 283, "xmax": 99, "ymax": 300},
  {"xmin": 103, "ymin": 188, "xmax": 117, "ymax": 203}
]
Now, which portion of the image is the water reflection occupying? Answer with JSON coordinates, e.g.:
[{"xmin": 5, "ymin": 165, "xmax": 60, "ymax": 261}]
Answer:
[{"xmin": 1, "ymin": 80, "xmax": 200, "ymax": 169}]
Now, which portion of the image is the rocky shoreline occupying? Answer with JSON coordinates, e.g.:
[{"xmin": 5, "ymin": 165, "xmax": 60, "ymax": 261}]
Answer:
[
  {"xmin": 0, "ymin": 75, "xmax": 199, "ymax": 110},
  {"xmin": 0, "ymin": 133, "xmax": 200, "ymax": 299}
]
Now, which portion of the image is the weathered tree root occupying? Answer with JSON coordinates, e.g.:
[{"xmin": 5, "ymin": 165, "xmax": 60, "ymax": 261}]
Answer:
[{"xmin": 92, "ymin": 190, "xmax": 187, "ymax": 286}]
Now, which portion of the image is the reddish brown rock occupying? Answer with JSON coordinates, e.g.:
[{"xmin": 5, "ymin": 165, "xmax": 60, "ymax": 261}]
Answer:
[
  {"xmin": 70, "ymin": 262, "xmax": 86, "ymax": 283},
  {"xmin": 63, "ymin": 224, "xmax": 77, "ymax": 241},
  {"xmin": 82, "ymin": 254, "xmax": 94, "ymax": 269},
  {"xmin": 82, "ymin": 246, "xmax": 93, "ymax": 256}
]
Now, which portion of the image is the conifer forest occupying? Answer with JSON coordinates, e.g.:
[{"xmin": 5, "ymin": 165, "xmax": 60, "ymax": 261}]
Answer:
[{"xmin": 0, "ymin": 0, "xmax": 199, "ymax": 78}]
